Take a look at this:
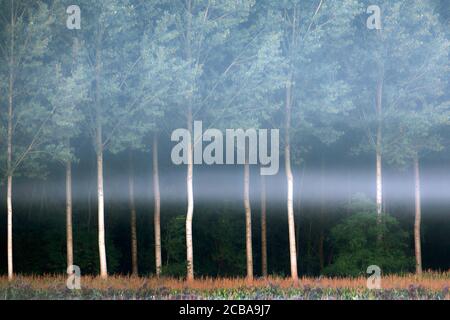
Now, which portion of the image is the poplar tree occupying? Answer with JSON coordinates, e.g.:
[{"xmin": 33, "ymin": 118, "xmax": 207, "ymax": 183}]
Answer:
[
  {"xmin": 167, "ymin": 0, "xmax": 255, "ymax": 280},
  {"xmin": 354, "ymin": 1, "xmax": 449, "ymax": 247},
  {"xmin": 44, "ymin": 40, "xmax": 89, "ymax": 271},
  {"xmin": 210, "ymin": 12, "xmax": 286, "ymax": 279},
  {"xmin": 135, "ymin": 6, "xmax": 184, "ymax": 276},
  {"xmin": 0, "ymin": 0, "xmax": 55, "ymax": 280},
  {"xmin": 108, "ymin": 5, "xmax": 182, "ymax": 276},
  {"xmin": 379, "ymin": 2, "xmax": 449, "ymax": 274},
  {"xmin": 268, "ymin": 0, "xmax": 360, "ymax": 280},
  {"xmin": 75, "ymin": 0, "xmax": 140, "ymax": 279}
]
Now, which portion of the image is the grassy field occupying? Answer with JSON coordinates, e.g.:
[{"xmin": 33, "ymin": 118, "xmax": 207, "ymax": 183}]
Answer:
[{"xmin": 0, "ymin": 273, "xmax": 449, "ymax": 300}]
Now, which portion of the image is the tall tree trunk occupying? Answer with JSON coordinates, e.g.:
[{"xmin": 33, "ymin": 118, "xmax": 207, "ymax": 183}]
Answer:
[
  {"xmin": 295, "ymin": 165, "xmax": 304, "ymax": 266},
  {"xmin": 7, "ymin": 176, "xmax": 13, "ymax": 280},
  {"xmin": 153, "ymin": 134, "xmax": 162, "ymax": 276},
  {"xmin": 185, "ymin": 0, "xmax": 195, "ymax": 282},
  {"xmin": 260, "ymin": 176, "xmax": 267, "ymax": 278},
  {"xmin": 376, "ymin": 78, "xmax": 383, "ymax": 220},
  {"xmin": 129, "ymin": 153, "xmax": 138, "ymax": 276},
  {"xmin": 186, "ymin": 106, "xmax": 194, "ymax": 281},
  {"xmin": 65, "ymin": 38, "xmax": 78, "ymax": 271},
  {"xmin": 414, "ymin": 154, "xmax": 423, "ymax": 275},
  {"xmin": 66, "ymin": 160, "xmax": 74, "ymax": 269},
  {"xmin": 97, "ymin": 141, "xmax": 107, "ymax": 279},
  {"xmin": 375, "ymin": 76, "xmax": 384, "ymax": 244},
  {"xmin": 285, "ymin": 76, "xmax": 298, "ymax": 281},
  {"xmin": 95, "ymin": 40, "xmax": 107, "ymax": 279},
  {"xmin": 244, "ymin": 161, "xmax": 253, "ymax": 280},
  {"xmin": 7, "ymin": 1, "xmax": 15, "ymax": 280},
  {"xmin": 318, "ymin": 156, "xmax": 325, "ymax": 273}
]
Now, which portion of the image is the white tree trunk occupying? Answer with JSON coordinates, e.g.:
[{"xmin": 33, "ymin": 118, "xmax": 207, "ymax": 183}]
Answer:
[
  {"xmin": 414, "ymin": 154, "xmax": 423, "ymax": 275},
  {"xmin": 95, "ymin": 42, "xmax": 107, "ymax": 279},
  {"xmin": 153, "ymin": 134, "xmax": 162, "ymax": 276},
  {"xmin": 66, "ymin": 160, "xmax": 74, "ymax": 269},
  {"xmin": 260, "ymin": 176, "xmax": 267, "ymax": 278},
  {"xmin": 244, "ymin": 161, "xmax": 253, "ymax": 280},
  {"xmin": 7, "ymin": 9, "xmax": 14, "ymax": 279},
  {"xmin": 185, "ymin": 0, "xmax": 195, "ymax": 281},
  {"xmin": 7, "ymin": 175, "xmax": 13, "ymax": 280},
  {"xmin": 97, "ymin": 146, "xmax": 107, "ymax": 279},
  {"xmin": 376, "ymin": 79, "xmax": 383, "ymax": 219},
  {"xmin": 65, "ymin": 38, "xmax": 78, "ymax": 271},
  {"xmin": 186, "ymin": 107, "xmax": 194, "ymax": 281},
  {"xmin": 319, "ymin": 157, "xmax": 325, "ymax": 273},
  {"xmin": 129, "ymin": 154, "xmax": 138, "ymax": 276},
  {"xmin": 376, "ymin": 140, "xmax": 382, "ymax": 217},
  {"xmin": 285, "ymin": 78, "xmax": 298, "ymax": 281}
]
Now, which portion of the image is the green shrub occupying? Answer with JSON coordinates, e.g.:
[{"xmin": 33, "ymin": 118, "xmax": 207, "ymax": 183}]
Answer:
[{"xmin": 324, "ymin": 212, "xmax": 414, "ymax": 277}]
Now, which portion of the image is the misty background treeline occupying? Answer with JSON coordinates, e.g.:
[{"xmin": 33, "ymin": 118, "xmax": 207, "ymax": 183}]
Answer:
[{"xmin": 0, "ymin": 0, "xmax": 449, "ymax": 280}]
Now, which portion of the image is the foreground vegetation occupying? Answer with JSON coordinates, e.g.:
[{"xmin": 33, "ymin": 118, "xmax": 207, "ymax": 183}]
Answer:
[{"xmin": 1, "ymin": 273, "xmax": 449, "ymax": 300}]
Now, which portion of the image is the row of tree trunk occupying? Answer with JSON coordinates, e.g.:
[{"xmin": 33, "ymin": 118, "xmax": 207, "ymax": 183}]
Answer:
[
  {"xmin": 6, "ymin": 128, "xmax": 424, "ymax": 280},
  {"xmin": 5, "ymin": 41, "xmax": 422, "ymax": 279},
  {"xmin": 6, "ymin": 85, "xmax": 424, "ymax": 280},
  {"xmin": 3, "ymin": 0, "xmax": 424, "ymax": 282}
]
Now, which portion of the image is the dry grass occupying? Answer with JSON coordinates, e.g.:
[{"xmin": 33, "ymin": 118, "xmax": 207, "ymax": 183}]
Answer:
[
  {"xmin": 0, "ymin": 272, "xmax": 448, "ymax": 299},
  {"xmin": 0, "ymin": 272, "xmax": 448, "ymax": 291}
]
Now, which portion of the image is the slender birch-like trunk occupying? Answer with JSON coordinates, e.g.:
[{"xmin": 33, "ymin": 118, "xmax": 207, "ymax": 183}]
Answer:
[
  {"xmin": 376, "ymin": 78, "xmax": 383, "ymax": 220},
  {"xmin": 186, "ymin": 106, "xmax": 194, "ymax": 281},
  {"xmin": 129, "ymin": 153, "xmax": 138, "ymax": 276},
  {"xmin": 96, "ymin": 138, "xmax": 107, "ymax": 278},
  {"xmin": 185, "ymin": 0, "xmax": 195, "ymax": 281},
  {"xmin": 153, "ymin": 134, "xmax": 162, "ymax": 276},
  {"xmin": 284, "ymin": 7, "xmax": 299, "ymax": 281},
  {"xmin": 244, "ymin": 161, "xmax": 253, "ymax": 280},
  {"xmin": 285, "ymin": 75, "xmax": 298, "ymax": 281},
  {"xmin": 95, "ymin": 39, "xmax": 107, "ymax": 279},
  {"xmin": 66, "ymin": 160, "xmax": 73, "ymax": 269},
  {"xmin": 65, "ymin": 38, "xmax": 78, "ymax": 271},
  {"xmin": 375, "ymin": 76, "xmax": 384, "ymax": 244},
  {"xmin": 7, "ymin": 0, "xmax": 15, "ymax": 280},
  {"xmin": 414, "ymin": 154, "xmax": 423, "ymax": 275},
  {"xmin": 318, "ymin": 157, "xmax": 325, "ymax": 273},
  {"xmin": 7, "ymin": 175, "xmax": 13, "ymax": 280},
  {"xmin": 260, "ymin": 176, "xmax": 267, "ymax": 278}
]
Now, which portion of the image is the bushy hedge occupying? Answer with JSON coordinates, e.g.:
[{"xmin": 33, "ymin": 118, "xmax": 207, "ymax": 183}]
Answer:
[{"xmin": 324, "ymin": 212, "xmax": 414, "ymax": 277}]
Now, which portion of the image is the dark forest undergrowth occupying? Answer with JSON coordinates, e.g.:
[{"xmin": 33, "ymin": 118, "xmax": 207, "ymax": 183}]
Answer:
[{"xmin": 0, "ymin": 273, "xmax": 449, "ymax": 300}]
